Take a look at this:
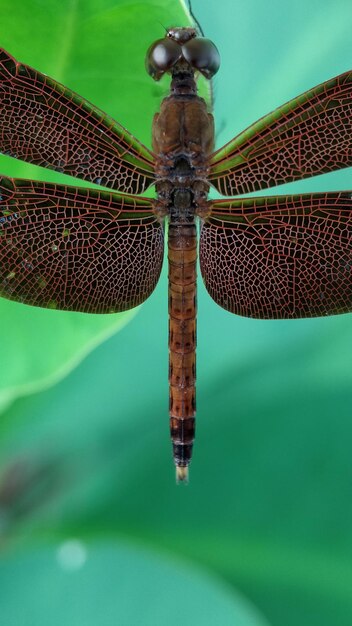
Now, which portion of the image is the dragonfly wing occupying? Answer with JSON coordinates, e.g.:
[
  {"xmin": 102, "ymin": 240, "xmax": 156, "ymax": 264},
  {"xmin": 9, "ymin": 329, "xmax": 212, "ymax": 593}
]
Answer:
[
  {"xmin": 0, "ymin": 49, "xmax": 155, "ymax": 194},
  {"xmin": 209, "ymin": 71, "xmax": 352, "ymax": 195},
  {"xmin": 200, "ymin": 193, "xmax": 352, "ymax": 319},
  {"xmin": 0, "ymin": 176, "xmax": 163, "ymax": 313}
]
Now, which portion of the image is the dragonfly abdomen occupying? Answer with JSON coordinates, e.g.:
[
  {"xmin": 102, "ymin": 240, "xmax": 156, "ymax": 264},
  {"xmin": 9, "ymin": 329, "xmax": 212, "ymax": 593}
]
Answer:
[{"xmin": 168, "ymin": 220, "xmax": 197, "ymax": 482}]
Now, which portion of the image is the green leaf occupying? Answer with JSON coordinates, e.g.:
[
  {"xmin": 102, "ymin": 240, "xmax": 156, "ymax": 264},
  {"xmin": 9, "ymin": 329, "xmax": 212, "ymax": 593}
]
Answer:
[
  {"xmin": 0, "ymin": 543, "xmax": 268, "ymax": 626},
  {"xmin": 0, "ymin": 0, "xmax": 195, "ymax": 405},
  {"xmin": 0, "ymin": 299, "xmax": 135, "ymax": 410}
]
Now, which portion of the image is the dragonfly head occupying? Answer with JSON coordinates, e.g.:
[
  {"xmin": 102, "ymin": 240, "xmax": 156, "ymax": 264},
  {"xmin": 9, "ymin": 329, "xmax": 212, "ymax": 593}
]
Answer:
[{"xmin": 146, "ymin": 28, "xmax": 220, "ymax": 81}]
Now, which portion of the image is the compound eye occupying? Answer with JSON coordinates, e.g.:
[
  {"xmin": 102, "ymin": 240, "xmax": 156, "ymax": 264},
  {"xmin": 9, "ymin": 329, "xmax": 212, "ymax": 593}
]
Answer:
[
  {"xmin": 145, "ymin": 39, "xmax": 182, "ymax": 80},
  {"xmin": 182, "ymin": 38, "xmax": 220, "ymax": 79}
]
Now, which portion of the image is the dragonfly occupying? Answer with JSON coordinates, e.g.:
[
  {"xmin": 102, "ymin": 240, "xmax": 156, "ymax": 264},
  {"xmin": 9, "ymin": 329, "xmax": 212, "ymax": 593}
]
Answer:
[{"xmin": 0, "ymin": 28, "xmax": 351, "ymax": 482}]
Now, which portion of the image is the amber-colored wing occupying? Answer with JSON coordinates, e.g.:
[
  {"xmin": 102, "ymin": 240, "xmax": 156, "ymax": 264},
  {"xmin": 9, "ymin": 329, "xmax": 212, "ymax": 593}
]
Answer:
[
  {"xmin": 209, "ymin": 71, "xmax": 352, "ymax": 195},
  {"xmin": 0, "ymin": 176, "xmax": 163, "ymax": 313},
  {"xmin": 200, "ymin": 193, "xmax": 352, "ymax": 319},
  {"xmin": 0, "ymin": 49, "xmax": 155, "ymax": 194}
]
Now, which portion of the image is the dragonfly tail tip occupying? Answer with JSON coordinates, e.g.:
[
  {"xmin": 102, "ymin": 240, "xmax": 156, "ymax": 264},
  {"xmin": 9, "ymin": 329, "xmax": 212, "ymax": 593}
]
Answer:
[{"xmin": 176, "ymin": 465, "xmax": 189, "ymax": 484}]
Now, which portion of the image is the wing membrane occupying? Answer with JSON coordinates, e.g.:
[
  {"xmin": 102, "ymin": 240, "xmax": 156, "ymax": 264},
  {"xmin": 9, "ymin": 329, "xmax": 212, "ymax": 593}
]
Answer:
[
  {"xmin": 210, "ymin": 71, "xmax": 352, "ymax": 195},
  {"xmin": 0, "ymin": 49, "xmax": 155, "ymax": 194},
  {"xmin": 200, "ymin": 192, "xmax": 352, "ymax": 319},
  {"xmin": 0, "ymin": 176, "xmax": 163, "ymax": 313}
]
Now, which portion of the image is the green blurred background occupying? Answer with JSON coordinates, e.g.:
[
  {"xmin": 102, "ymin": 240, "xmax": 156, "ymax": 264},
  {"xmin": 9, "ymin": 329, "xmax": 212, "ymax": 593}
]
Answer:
[{"xmin": 0, "ymin": 0, "xmax": 352, "ymax": 624}]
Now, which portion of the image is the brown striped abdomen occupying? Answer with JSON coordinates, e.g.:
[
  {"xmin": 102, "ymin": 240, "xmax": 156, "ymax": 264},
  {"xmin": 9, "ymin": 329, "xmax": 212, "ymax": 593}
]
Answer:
[{"xmin": 168, "ymin": 222, "xmax": 197, "ymax": 474}]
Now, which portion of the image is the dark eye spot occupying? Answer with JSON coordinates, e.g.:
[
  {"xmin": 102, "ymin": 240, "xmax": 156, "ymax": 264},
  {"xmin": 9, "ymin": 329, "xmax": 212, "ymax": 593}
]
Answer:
[
  {"xmin": 182, "ymin": 38, "xmax": 220, "ymax": 79},
  {"xmin": 145, "ymin": 39, "xmax": 182, "ymax": 80}
]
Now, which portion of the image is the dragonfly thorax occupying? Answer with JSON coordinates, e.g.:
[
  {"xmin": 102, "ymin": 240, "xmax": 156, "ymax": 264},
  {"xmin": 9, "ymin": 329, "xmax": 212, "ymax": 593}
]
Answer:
[{"xmin": 171, "ymin": 189, "xmax": 194, "ymax": 222}]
